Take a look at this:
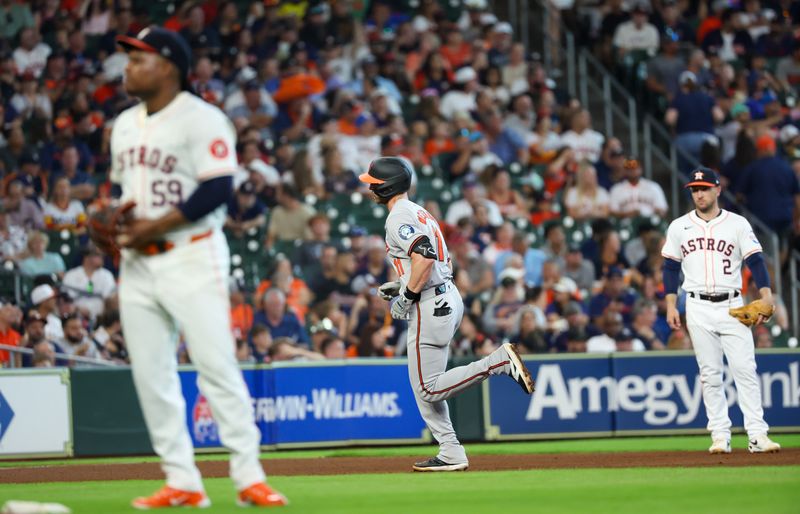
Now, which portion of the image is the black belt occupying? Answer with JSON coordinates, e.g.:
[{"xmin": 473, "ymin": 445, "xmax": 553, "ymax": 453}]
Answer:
[{"xmin": 688, "ymin": 291, "xmax": 740, "ymax": 303}]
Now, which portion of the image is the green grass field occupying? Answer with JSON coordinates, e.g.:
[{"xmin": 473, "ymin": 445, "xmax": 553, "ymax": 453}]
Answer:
[{"xmin": 1, "ymin": 436, "xmax": 798, "ymax": 513}]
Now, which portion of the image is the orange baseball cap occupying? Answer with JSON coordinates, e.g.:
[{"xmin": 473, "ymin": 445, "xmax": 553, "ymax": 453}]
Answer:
[{"xmin": 755, "ymin": 133, "xmax": 776, "ymax": 153}]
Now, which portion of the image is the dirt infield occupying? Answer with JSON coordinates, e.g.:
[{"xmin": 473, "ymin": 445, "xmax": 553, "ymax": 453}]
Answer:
[{"xmin": 1, "ymin": 449, "xmax": 798, "ymax": 484}]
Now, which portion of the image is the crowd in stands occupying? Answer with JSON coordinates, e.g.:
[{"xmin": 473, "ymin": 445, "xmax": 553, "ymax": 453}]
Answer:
[
  {"xmin": 0, "ymin": 0, "xmax": 796, "ymax": 369},
  {"xmin": 562, "ymin": 0, "xmax": 800, "ymax": 242}
]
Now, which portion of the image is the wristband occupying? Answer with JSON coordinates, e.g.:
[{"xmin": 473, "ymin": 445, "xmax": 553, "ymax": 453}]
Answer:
[{"xmin": 403, "ymin": 287, "xmax": 421, "ymax": 302}]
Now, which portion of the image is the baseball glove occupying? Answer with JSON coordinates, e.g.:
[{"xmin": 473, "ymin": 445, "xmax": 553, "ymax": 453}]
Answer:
[
  {"xmin": 87, "ymin": 201, "xmax": 136, "ymax": 264},
  {"xmin": 729, "ymin": 299, "xmax": 775, "ymax": 327}
]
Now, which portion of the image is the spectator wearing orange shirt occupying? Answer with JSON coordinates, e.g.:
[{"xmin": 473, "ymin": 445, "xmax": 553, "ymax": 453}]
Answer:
[
  {"xmin": 440, "ymin": 29, "xmax": 472, "ymax": 70},
  {"xmin": 255, "ymin": 257, "xmax": 312, "ymax": 321},
  {"xmin": 424, "ymin": 119, "xmax": 456, "ymax": 158},
  {"xmin": 230, "ymin": 288, "xmax": 254, "ymax": 343},
  {"xmin": 0, "ymin": 301, "xmax": 22, "ymax": 367}
]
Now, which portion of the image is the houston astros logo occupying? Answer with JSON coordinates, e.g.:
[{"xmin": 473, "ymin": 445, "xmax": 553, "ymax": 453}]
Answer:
[
  {"xmin": 209, "ymin": 139, "xmax": 229, "ymax": 159},
  {"xmin": 694, "ymin": 171, "xmax": 703, "ymax": 180}
]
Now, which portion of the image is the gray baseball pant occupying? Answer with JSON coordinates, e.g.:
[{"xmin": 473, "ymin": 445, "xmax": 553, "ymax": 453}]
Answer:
[{"xmin": 406, "ymin": 282, "xmax": 512, "ymax": 464}]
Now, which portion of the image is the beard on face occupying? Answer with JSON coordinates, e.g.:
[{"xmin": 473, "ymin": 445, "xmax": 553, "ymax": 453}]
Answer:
[{"xmin": 66, "ymin": 331, "xmax": 84, "ymax": 344}]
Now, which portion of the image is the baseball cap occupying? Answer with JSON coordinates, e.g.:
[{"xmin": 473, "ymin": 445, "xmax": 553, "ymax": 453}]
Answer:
[
  {"xmin": 349, "ymin": 226, "xmax": 367, "ymax": 237},
  {"xmin": 730, "ymin": 103, "xmax": 749, "ymax": 118},
  {"xmin": 455, "ymin": 66, "xmax": 477, "ymax": 84},
  {"xmin": 614, "ymin": 327, "xmax": 635, "ymax": 342},
  {"xmin": 117, "ymin": 27, "xmax": 192, "ymax": 91},
  {"xmin": 381, "ymin": 133, "xmax": 404, "ymax": 149},
  {"xmin": 464, "ymin": 0, "xmax": 488, "ymax": 10},
  {"xmin": 564, "ymin": 301, "xmax": 583, "ymax": 317},
  {"xmin": 238, "ymin": 180, "xmax": 256, "ymax": 195},
  {"xmin": 631, "ymin": 3, "xmax": 648, "ymax": 14},
  {"xmin": 25, "ymin": 309, "xmax": 45, "ymax": 324},
  {"xmin": 779, "ymin": 124, "xmax": 800, "ymax": 144},
  {"xmin": 623, "ymin": 156, "xmax": 640, "ymax": 169},
  {"xmin": 493, "ymin": 22, "xmax": 513, "ymax": 34},
  {"xmin": 566, "ymin": 326, "xmax": 588, "ymax": 342},
  {"xmin": 498, "ymin": 267, "xmax": 524, "ymax": 284},
  {"xmin": 605, "ymin": 266, "xmax": 624, "ymax": 279},
  {"xmin": 755, "ymin": 133, "xmax": 776, "ymax": 153},
  {"xmin": 480, "ymin": 13, "xmax": 499, "ymax": 26},
  {"xmin": 19, "ymin": 150, "xmax": 40, "ymax": 166},
  {"xmin": 679, "ymin": 70, "xmax": 697, "ymax": 86},
  {"xmin": 31, "ymin": 284, "xmax": 58, "ymax": 306},
  {"xmin": 684, "ymin": 167, "xmax": 720, "ymax": 188},
  {"xmin": 553, "ymin": 277, "xmax": 578, "ymax": 294}
]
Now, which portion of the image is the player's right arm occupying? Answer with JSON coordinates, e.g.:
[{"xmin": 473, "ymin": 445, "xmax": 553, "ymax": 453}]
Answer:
[{"xmin": 661, "ymin": 220, "xmax": 683, "ymax": 330}]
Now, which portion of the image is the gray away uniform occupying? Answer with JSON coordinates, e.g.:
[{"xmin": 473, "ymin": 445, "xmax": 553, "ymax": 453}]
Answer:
[{"xmin": 384, "ymin": 199, "xmax": 514, "ymax": 464}]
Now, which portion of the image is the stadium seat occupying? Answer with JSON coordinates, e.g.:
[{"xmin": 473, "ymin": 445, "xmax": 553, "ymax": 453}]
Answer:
[{"xmin": 46, "ymin": 229, "xmax": 80, "ymax": 260}]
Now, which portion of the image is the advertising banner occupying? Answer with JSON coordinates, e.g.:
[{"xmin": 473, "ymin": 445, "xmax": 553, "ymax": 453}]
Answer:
[
  {"xmin": 0, "ymin": 369, "xmax": 72, "ymax": 457},
  {"xmin": 180, "ymin": 361, "xmax": 428, "ymax": 449},
  {"xmin": 484, "ymin": 350, "xmax": 800, "ymax": 439}
]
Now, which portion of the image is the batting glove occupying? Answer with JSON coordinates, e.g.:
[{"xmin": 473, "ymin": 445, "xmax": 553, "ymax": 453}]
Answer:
[
  {"xmin": 378, "ymin": 281, "xmax": 402, "ymax": 301},
  {"xmin": 390, "ymin": 286, "xmax": 421, "ymax": 320}
]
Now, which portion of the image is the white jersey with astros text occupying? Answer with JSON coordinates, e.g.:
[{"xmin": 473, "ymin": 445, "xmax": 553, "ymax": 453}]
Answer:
[
  {"xmin": 661, "ymin": 209, "xmax": 762, "ymax": 293},
  {"xmin": 385, "ymin": 198, "xmax": 452, "ymax": 289},
  {"xmin": 110, "ymin": 91, "xmax": 238, "ymax": 244}
]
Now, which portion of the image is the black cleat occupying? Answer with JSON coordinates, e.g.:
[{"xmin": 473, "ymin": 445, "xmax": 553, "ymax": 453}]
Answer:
[{"xmin": 412, "ymin": 457, "xmax": 469, "ymax": 472}]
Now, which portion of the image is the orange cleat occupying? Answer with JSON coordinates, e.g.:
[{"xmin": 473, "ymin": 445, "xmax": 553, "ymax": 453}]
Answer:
[
  {"xmin": 236, "ymin": 482, "xmax": 289, "ymax": 507},
  {"xmin": 131, "ymin": 485, "xmax": 211, "ymax": 510}
]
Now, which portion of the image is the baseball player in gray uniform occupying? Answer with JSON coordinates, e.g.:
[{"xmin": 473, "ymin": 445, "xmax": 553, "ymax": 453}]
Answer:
[
  {"xmin": 661, "ymin": 167, "xmax": 780, "ymax": 454},
  {"xmin": 360, "ymin": 157, "xmax": 534, "ymax": 471}
]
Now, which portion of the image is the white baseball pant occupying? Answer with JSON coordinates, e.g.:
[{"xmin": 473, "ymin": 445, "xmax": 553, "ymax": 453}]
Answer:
[
  {"xmin": 119, "ymin": 231, "xmax": 265, "ymax": 491},
  {"xmin": 685, "ymin": 295, "xmax": 769, "ymax": 440}
]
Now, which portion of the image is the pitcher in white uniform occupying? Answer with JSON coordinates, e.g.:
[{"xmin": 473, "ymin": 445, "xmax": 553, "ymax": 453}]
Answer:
[
  {"xmin": 661, "ymin": 167, "xmax": 780, "ymax": 454},
  {"xmin": 112, "ymin": 27, "xmax": 287, "ymax": 508},
  {"xmin": 360, "ymin": 157, "xmax": 534, "ymax": 471}
]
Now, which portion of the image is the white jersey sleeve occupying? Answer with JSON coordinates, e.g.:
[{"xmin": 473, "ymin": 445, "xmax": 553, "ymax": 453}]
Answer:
[
  {"xmin": 738, "ymin": 219, "xmax": 762, "ymax": 259},
  {"xmin": 109, "ymin": 110, "xmax": 134, "ymax": 185},
  {"xmin": 187, "ymin": 104, "xmax": 238, "ymax": 181},
  {"xmin": 661, "ymin": 219, "xmax": 683, "ymax": 261}
]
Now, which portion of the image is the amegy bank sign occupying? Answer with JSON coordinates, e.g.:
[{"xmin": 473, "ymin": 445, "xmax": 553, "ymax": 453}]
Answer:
[{"xmin": 485, "ymin": 352, "xmax": 800, "ymax": 438}]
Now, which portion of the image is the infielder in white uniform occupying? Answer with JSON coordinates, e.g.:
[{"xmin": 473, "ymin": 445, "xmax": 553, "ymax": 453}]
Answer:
[
  {"xmin": 112, "ymin": 28, "xmax": 287, "ymax": 508},
  {"xmin": 360, "ymin": 157, "xmax": 534, "ymax": 471},
  {"xmin": 661, "ymin": 167, "xmax": 780, "ymax": 454}
]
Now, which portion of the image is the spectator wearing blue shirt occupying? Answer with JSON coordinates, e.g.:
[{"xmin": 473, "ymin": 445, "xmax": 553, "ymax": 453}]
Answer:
[
  {"xmin": 495, "ymin": 232, "xmax": 547, "ymax": 286},
  {"xmin": 51, "ymin": 145, "xmax": 94, "ymax": 202},
  {"xmin": 700, "ymin": 9, "xmax": 753, "ymax": 62},
  {"xmin": 588, "ymin": 266, "xmax": 638, "ymax": 326},
  {"xmin": 253, "ymin": 288, "xmax": 310, "ymax": 347},
  {"xmin": 39, "ymin": 123, "xmax": 94, "ymax": 176},
  {"xmin": 737, "ymin": 133, "xmax": 800, "ymax": 237},
  {"xmin": 665, "ymin": 71, "xmax": 723, "ymax": 170},
  {"xmin": 482, "ymin": 108, "xmax": 529, "ymax": 166},
  {"xmin": 225, "ymin": 180, "xmax": 267, "ymax": 239},
  {"xmin": 227, "ymin": 80, "xmax": 278, "ymax": 142}
]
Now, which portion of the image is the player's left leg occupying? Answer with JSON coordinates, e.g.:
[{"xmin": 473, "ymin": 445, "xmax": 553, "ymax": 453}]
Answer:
[
  {"xmin": 406, "ymin": 289, "xmax": 468, "ymax": 467},
  {"xmin": 157, "ymin": 235, "xmax": 268, "ymax": 491},
  {"xmin": 719, "ymin": 311, "xmax": 771, "ymax": 441},
  {"xmin": 411, "ymin": 288, "xmax": 531, "ymax": 403}
]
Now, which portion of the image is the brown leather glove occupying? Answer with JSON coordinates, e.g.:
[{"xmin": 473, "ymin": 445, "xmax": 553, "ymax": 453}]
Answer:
[
  {"xmin": 87, "ymin": 201, "xmax": 136, "ymax": 265},
  {"xmin": 729, "ymin": 299, "xmax": 775, "ymax": 327}
]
